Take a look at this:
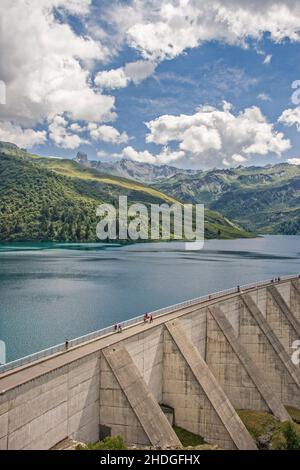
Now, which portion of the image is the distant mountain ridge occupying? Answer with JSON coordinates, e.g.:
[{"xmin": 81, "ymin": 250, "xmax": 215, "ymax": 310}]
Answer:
[
  {"xmin": 153, "ymin": 163, "xmax": 300, "ymax": 234},
  {"xmin": 74, "ymin": 151, "xmax": 198, "ymax": 182}
]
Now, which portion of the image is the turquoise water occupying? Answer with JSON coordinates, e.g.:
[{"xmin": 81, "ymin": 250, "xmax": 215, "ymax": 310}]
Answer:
[{"xmin": 0, "ymin": 236, "xmax": 299, "ymax": 362}]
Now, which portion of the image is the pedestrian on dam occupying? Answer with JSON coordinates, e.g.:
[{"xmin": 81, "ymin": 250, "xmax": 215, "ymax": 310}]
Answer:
[
  {"xmin": 150, "ymin": 314, "xmax": 153, "ymax": 323},
  {"xmin": 114, "ymin": 324, "xmax": 118, "ymax": 333},
  {"xmin": 65, "ymin": 339, "xmax": 69, "ymax": 350},
  {"xmin": 144, "ymin": 313, "xmax": 149, "ymax": 323},
  {"xmin": 118, "ymin": 324, "xmax": 123, "ymax": 333}
]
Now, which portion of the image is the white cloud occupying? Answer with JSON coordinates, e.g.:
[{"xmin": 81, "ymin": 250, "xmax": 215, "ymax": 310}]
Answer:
[
  {"xmin": 257, "ymin": 93, "xmax": 272, "ymax": 102},
  {"xmin": 95, "ymin": 68, "xmax": 129, "ymax": 90},
  {"xmin": 122, "ymin": 146, "xmax": 156, "ymax": 164},
  {"xmin": 278, "ymin": 107, "xmax": 300, "ymax": 130},
  {"xmin": 0, "ymin": 0, "xmax": 115, "ymax": 126},
  {"xmin": 287, "ymin": 158, "xmax": 300, "ymax": 165},
  {"xmin": 48, "ymin": 118, "xmax": 129, "ymax": 148},
  {"xmin": 3, "ymin": 0, "xmax": 300, "ymax": 158},
  {"xmin": 95, "ymin": 60, "xmax": 156, "ymax": 90},
  {"xmin": 124, "ymin": 60, "xmax": 156, "ymax": 84},
  {"xmin": 96, "ymin": 150, "xmax": 109, "ymax": 159},
  {"xmin": 0, "ymin": 122, "xmax": 47, "ymax": 148},
  {"xmin": 232, "ymin": 153, "xmax": 247, "ymax": 163},
  {"xmin": 106, "ymin": 1, "xmax": 300, "ymax": 61},
  {"xmin": 47, "ymin": 0, "xmax": 92, "ymax": 16},
  {"xmin": 48, "ymin": 115, "xmax": 88, "ymax": 149},
  {"xmin": 222, "ymin": 158, "xmax": 231, "ymax": 167},
  {"xmin": 88, "ymin": 124, "xmax": 129, "ymax": 144},
  {"xmin": 96, "ymin": 150, "xmax": 122, "ymax": 159},
  {"xmin": 70, "ymin": 123, "xmax": 86, "ymax": 133},
  {"xmin": 145, "ymin": 102, "xmax": 290, "ymax": 166},
  {"xmin": 122, "ymin": 146, "xmax": 185, "ymax": 165},
  {"xmin": 263, "ymin": 54, "xmax": 272, "ymax": 64},
  {"xmin": 156, "ymin": 147, "xmax": 185, "ymax": 164}
]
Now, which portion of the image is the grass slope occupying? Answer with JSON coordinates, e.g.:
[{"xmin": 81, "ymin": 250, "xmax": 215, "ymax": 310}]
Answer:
[
  {"xmin": 237, "ymin": 409, "xmax": 300, "ymax": 450},
  {"xmin": 173, "ymin": 426, "xmax": 206, "ymax": 447}
]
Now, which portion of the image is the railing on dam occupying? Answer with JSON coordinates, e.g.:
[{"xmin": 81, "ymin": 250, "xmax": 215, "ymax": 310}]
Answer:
[{"xmin": 0, "ymin": 274, "xmax": 298, "ymax": 375}]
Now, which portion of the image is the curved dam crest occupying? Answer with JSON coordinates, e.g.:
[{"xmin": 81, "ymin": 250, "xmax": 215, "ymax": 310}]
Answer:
[{"xmin": 1, "ymin": 276, "xmax": 300, "ymax": 450}]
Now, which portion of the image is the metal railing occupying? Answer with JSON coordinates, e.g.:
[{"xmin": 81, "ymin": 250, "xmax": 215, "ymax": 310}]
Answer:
[{"xmin": 0, "ymin": 274, "xmax": 298, "ymax": 375}]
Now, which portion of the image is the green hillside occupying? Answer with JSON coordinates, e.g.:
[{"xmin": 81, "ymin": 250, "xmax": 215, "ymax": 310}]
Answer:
[
  {"xmin": 0, "ymin": 143, "xmax": 252, "ymax": 242},
  {"xmin": 155, "ymin": 164, "xmax": 300, "ymax": 234}
]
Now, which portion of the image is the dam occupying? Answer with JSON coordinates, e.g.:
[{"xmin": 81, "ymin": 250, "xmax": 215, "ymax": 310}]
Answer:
[{"xmin": 0, "ymin": 275, "xmax": 300, "ymax": 450}]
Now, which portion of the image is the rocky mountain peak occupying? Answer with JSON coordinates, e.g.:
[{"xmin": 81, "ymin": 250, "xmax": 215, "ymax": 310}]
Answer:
[{"xmin": 75, "ymin": 151, "xmax": 89, "ymax": 165}]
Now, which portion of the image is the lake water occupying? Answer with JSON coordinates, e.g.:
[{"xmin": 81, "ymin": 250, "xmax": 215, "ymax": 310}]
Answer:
[{"xmin": 0, "ymin": 235, "xmax": 299, "ymax": 363}]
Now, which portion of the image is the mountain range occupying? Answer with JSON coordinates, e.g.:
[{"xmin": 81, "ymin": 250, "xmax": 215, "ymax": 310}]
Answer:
[
  {"xmin": 73, "ymin": 150, "xmax": 300, "ymax": 235},
  {"xmin": 0, "ymin": 142, "xmax": 251, "ymax": 242},
  {"xmin": 74, "ymin": 151, "xmax": 197, "ymax": 182},
  {"xmin": 2, "ymin": 141, "xmax": 299, "ymax": 240},
  {"xmin": 153, "ymin": 164, "xmax": 300, "ymax": 234}
]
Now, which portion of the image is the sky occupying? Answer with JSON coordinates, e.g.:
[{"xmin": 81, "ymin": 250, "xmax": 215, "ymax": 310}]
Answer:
[{"xmin": 1, "ymin": 0, "xmax": 300, "ymax": 169}]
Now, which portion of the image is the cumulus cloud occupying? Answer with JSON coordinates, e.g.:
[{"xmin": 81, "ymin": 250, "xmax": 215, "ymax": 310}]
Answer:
[
  {"xmin": 96, "ymin": 150, "xmax": 123, "ymax": 159},
  {"xmin": 105, "ymin": 0, "xmax": 300, "ymax": 61},
  {"xmin": 48, "ymin": 117, "xmax": 129, "ymax": 148},
  {"xmin": 0, "ymin": 122, "xmax": 47, "ymax": 148},
  {"xmin": 122, "ymin": 146, "xmax": 185, "ymax": 165},
  {"xmin": 95, "ymin": 60, "xmax": 156, "ymax": 90},
  {"xmin": 2, "ymin": 0, "xmax": 300, "ymax": 158},
  {"xmin": 48, "ymin": 115, "xmax": 88, "ymax": 149},
  {"xmin": 232, "ymin": 154, "xmax": 247, "ymax": 163},
  {"xmin": 145, "ymin": 102, "xmax": 290, "ymax": 166},
  {"xmin": 124, "ymin": 60, "xmax": 157, "ymax": 83},
  {"xmin": 88, "ymin": 124, "xmax": 129, "ymax": 144},
  {"xmin": 287, "ymin": 157, "xmax": 300, "ymax": 165},
  {"xmin": 122, "ymin": 146, "xmax": 156, "ymax": 164},
  {"xmin": 278, "ymin": 107, "xmax": 300, "ymax": 131},
  {"xmin": 0, "ymin": 0, "xmax": 115, "ymax": 126},
  {"xmin": 50, "ymin": 0, "xmax": 92, "ymax": 16},
  {"xmin": 69, "ymin": 123, "xmax": 86, "ymax": 133},
  {"xmin": 95, "ymin": 68, "xmax": 129, "ymax": 90}
]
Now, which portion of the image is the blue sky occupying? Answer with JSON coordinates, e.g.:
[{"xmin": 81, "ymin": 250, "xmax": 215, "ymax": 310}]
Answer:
[{"xmin": 1, "ymin": 0, "xmax": 300, "ymax": 169}]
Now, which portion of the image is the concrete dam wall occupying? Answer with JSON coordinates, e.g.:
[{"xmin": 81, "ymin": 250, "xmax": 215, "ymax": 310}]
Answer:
[{"xmin": 1, "ymin": 277, "xmax": 300, "ymax": 450}]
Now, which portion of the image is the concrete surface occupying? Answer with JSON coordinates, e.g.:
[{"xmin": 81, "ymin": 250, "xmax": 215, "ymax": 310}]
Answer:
[{"xmin": 0, "ymin": 277, "xmax": 299, "ymax": 450}]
